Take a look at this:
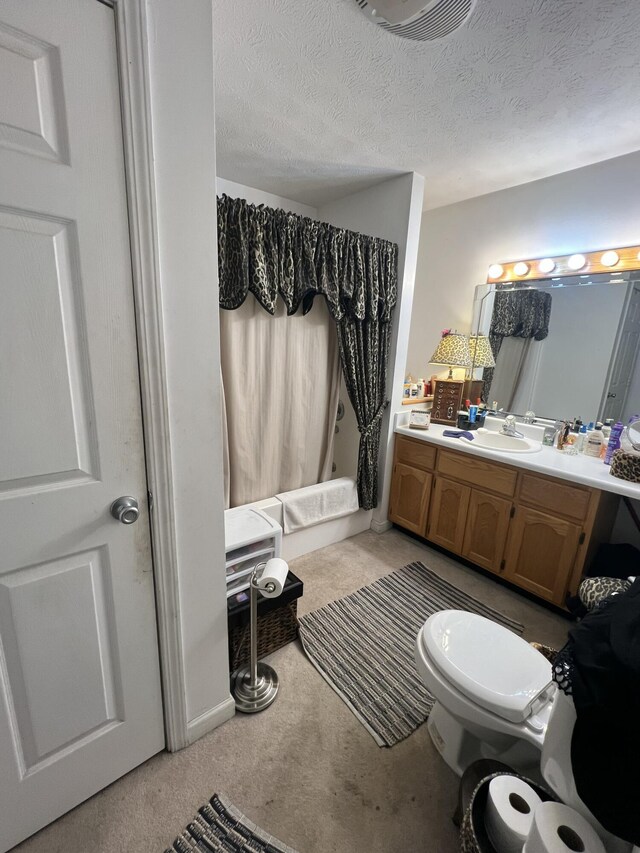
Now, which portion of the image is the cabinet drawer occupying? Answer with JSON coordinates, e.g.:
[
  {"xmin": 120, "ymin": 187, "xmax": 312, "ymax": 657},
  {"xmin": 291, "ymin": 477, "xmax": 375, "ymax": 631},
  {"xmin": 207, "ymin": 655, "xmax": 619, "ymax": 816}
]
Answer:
[
  {"xmin": 395, "ymin": 435, "xmax": 437, "ymax": 471},
  {"xmin": 436, "ymin": 450, "xmax": 517, "ymax": 497},
  {"xmin": 518, "ymin": 473, "xmax": 591, "ymax": 522}
]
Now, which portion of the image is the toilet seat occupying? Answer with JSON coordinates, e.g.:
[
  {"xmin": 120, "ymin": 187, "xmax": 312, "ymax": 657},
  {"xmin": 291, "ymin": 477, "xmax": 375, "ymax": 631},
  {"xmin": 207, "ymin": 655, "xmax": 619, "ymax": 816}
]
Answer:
[{"xmin": 420, "ymin": 610, "xmax": 554, "ymax": 724}]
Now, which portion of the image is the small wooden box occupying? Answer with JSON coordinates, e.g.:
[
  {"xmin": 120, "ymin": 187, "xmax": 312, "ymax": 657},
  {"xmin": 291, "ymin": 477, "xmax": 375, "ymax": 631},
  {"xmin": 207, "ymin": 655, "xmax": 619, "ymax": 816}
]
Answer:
[{"xmin": 431, "ymin": 379, "xmax": 464, "ymax": 426}]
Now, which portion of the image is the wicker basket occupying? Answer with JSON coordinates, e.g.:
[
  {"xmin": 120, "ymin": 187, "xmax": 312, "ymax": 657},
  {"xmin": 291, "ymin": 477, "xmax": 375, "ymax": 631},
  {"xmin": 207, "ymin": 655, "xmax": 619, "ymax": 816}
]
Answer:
[{"xmin": 230, "ymin": 600, "xmax": 299, "ymax": 670}]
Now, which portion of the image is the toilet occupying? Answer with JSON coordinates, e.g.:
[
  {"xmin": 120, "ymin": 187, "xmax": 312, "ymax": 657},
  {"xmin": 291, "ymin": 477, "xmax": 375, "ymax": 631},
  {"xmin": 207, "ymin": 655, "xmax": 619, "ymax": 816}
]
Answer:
[{"xmin": 415, "ymin": 609, "xmax": 635, "ymax": 853}]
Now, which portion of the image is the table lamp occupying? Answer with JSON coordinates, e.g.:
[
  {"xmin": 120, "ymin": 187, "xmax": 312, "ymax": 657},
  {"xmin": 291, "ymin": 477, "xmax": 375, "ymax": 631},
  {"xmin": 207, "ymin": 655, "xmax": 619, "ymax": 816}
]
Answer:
[{"xmin": 428, "ymin": 330, "xmax": 472, "ymax": 379}]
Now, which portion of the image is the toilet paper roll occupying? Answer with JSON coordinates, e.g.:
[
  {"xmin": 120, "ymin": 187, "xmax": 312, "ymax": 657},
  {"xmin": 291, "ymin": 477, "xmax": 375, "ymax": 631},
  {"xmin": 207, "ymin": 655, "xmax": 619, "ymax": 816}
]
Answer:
[
  {"xmin": 256, "ymin": 558, "xmax": 289, "ymax": 598},
  {"xmin": 523, "ymin": 802, "xmax": 606, "ymax": 853},
  {"xmin": 484, "ymin": 775, "xmax": 542, "ymax": 853}
]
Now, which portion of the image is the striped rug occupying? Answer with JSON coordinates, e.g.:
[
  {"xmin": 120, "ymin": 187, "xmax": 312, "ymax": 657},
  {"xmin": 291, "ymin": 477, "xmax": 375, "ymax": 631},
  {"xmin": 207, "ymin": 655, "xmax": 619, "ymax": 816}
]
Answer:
[
  {"xmin": 165, "ymin": 793, "xmax": 300, "ymax": 853},
  {"xmin": 298, "ymin": 561, "xmax": 524, "ymax": 747}
]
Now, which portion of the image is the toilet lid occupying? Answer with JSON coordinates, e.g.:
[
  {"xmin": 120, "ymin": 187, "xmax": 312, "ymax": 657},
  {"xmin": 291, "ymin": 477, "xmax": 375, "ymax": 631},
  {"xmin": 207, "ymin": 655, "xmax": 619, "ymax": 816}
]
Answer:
[{"xmin": 421, "ymin": 610, "xmax": 553, "ymax": 723}]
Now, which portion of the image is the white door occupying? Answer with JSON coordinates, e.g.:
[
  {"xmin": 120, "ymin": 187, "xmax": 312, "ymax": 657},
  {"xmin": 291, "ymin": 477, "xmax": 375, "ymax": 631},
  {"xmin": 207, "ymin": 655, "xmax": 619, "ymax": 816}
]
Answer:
[
  {"xmin": 0, "ymin": 1, "xmax": 164, "ymax": 849},
  {"xmin": 601, "ymin": 283, "xmax": 640, "ymax": 422}
]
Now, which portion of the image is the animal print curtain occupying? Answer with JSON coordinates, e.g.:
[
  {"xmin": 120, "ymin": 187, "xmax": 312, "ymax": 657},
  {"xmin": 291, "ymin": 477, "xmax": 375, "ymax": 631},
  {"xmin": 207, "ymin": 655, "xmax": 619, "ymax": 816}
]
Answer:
[
  {"xmin": 483, "ymin": 288, "xmax": 552, "ymax": 402},
  {"xmin": 217, "ymin": 194, "xmax": 398, "ymax": 509}
]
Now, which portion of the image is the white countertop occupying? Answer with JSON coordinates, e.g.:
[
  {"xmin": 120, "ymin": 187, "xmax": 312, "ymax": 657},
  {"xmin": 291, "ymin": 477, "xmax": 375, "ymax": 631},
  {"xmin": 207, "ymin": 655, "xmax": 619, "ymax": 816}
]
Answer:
[{"xmin": 394, "ymin": 419, "xmax": 640, "ymax": 501}]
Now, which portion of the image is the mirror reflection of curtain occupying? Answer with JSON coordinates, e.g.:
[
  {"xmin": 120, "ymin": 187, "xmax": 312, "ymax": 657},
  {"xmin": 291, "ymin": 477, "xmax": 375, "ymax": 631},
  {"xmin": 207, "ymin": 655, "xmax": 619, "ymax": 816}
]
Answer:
[
  {"xmin": 488, "ymin": 337, "xmax": 532, "ymax": 410},
  {"xmin": 483, "ymin": 289, "xmax": 552, "ymax": 402},
  {"xmin": 220, "ymin": 297, "xmax": 340, "ymax": 508}
]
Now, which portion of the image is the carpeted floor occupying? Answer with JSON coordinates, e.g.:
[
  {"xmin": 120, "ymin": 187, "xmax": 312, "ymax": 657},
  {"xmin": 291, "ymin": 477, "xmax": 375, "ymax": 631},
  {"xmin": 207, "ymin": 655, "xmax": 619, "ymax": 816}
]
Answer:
[{"xmin": 12, "ymin": 529, "xmax": 570, "ymax": 853}]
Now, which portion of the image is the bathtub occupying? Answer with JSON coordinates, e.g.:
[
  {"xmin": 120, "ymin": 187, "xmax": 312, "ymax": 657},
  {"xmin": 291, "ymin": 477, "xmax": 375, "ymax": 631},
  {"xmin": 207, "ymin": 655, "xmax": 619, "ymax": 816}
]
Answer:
[{"xmin": 233, "ymin": 480, "xmax": 372, "ymax": 561}]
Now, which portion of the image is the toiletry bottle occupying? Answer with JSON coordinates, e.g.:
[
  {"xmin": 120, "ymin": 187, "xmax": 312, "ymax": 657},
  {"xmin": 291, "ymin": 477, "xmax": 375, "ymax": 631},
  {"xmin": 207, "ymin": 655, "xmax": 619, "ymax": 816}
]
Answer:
[
  {"xmin": 577, "ymin": 424, "xmax": 587, "ymax": 453},
  {"xmin": 604, "ymin": 421, "xmax": 625, "ymax": 465},
  {"xmin": 585, "ymin": 424, "xmax": 604, "ymax": 458},
  {"xmin": 600, "ymin": 419, "xmax": 613, "ymax": 456}
]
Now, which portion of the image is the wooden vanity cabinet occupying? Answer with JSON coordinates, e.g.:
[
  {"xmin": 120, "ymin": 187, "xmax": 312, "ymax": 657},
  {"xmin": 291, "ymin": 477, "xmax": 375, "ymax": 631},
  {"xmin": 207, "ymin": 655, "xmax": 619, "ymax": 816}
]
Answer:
[
  {"xmin": 388, "ymin": 436, "xmax": 436, "ymax": 534},
  {"xmin": 502, "ymin": 506, "xmax": 582, "ymax": 603},
  {"xmin": 428, "ymin": 477, "xmax": 470, "ymax": 553},
  {"xmin": 461, "ymin": 489, "xmax": 512, "ymax": 574},
  {"xmin": 388, "ymin": 463, "xmax": 432, "ymax": 534},
  {"xmin": 389, "ymin": 436, "xmax": 619, "ymax": 608}
]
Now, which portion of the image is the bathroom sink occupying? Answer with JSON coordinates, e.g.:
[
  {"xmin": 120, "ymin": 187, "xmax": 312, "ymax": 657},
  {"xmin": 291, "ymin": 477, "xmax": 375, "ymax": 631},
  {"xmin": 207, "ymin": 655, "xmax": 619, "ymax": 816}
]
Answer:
[{"xmin": 472, "ymin": 431, "xmax": 542, "ymax": 454}]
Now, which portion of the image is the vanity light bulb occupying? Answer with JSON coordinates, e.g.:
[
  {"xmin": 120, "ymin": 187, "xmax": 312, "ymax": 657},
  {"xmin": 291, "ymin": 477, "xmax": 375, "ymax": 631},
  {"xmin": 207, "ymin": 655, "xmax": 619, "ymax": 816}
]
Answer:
[
  {"xmin": 538, "ymin": 258, "xmax": 555, "ymax": 274},
  {"xmin": 488, "ymin": 264, "xmax": 503, "ymax": 279},
  {"xmin": 513, "ymin": 261, "xmax": 529, "ymax": 276},
  {"xmin": 601, "ymin": 250, "xmax": 619, "ymax": 267},
  {"xmin": 568, "ymin": 253, "xmax": 586, "ymax": 271}
]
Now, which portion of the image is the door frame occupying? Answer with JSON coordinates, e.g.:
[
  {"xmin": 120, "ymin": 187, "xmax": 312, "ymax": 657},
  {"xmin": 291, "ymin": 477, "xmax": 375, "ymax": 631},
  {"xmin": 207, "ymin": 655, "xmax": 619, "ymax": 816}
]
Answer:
[{"xmin": 112, "ymin": 0, "xmax": 198, "ymax": 751}]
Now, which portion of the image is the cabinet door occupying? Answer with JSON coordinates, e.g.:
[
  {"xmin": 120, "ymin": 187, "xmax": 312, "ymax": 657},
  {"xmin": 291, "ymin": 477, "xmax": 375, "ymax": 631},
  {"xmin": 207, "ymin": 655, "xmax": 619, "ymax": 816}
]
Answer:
[
  {"xmin": 462, "ymin": 490, "xmax": 512, "ymax": 574},
  {"xmin": 389, "ymin": 463, "xmax": 432, "ymax": 535},
  {"xmin": 503, "ymin": 507, "xmax": 581, "ymax": 604},
  {"xmin": 427, "ymin": 477, "xmax": 471, "ymax": 554}
]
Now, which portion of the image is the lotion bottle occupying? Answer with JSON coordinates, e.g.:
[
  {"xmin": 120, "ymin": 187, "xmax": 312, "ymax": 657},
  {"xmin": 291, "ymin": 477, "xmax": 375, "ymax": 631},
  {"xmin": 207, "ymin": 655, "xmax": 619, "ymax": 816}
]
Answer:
[{"xmin": 585, "ymin": 424, "xmax": 604, "ymax": 458}]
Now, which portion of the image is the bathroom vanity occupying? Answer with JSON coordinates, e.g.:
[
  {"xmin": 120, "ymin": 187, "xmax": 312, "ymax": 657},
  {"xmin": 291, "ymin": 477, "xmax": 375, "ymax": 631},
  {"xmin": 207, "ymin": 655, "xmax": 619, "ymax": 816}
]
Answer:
[{"xmin": 388, "ymin": 423, "xmax": 639, "ymax": 607}]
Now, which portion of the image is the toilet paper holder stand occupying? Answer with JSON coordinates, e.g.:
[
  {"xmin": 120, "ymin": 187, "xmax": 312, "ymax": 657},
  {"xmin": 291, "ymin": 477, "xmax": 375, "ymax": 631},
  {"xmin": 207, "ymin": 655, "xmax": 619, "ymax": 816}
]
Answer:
[{"xmin": 230, "ymin": 561, "xmax": 281, "ymax": 713}]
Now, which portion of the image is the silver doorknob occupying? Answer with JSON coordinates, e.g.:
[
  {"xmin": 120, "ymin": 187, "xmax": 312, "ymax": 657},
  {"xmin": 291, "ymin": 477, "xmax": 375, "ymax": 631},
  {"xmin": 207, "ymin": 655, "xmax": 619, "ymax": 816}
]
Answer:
[
  {"xmin": 110, "ymin": 496, "xmax": 139, "ymax": 524},
  {"xmin": 607, "ymin": 392, "xmax": 616, "ymax": 398}
]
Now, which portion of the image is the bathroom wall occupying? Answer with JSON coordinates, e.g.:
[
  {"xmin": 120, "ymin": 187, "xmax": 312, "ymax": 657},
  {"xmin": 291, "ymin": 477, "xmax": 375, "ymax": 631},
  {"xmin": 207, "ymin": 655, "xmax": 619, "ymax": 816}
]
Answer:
[{"xmin": 407, "ymin": 149, "xmax": 640, "ymax": 546}]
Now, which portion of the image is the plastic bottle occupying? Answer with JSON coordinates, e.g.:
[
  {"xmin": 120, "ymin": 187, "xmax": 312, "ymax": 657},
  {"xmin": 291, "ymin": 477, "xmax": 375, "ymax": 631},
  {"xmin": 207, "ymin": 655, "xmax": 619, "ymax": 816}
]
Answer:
[
  {"xmin": 585, "ymin": 424, "xmax": 604, "ymax": 458},
  {"xmin": 604, "ymin": 421, "xmax": 625, "ymax": 465},
  {"xmin": 576, "ymin": 424, "xmax": 587, "ymax": 453}
]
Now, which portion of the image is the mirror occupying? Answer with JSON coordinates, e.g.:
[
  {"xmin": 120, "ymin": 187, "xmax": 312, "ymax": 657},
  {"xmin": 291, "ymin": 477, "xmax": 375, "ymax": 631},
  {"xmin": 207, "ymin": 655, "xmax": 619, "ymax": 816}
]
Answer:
[{"xmin": 471, "ymin": 270, "xmax": 640, "ymax": 424}]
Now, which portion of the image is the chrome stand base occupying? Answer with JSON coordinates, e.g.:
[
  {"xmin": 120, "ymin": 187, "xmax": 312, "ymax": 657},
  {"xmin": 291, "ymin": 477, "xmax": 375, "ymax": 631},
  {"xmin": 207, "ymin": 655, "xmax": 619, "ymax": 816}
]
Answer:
[{"xmin": 231, "ymin": 662, "xmax": 279, "ymax": 713}]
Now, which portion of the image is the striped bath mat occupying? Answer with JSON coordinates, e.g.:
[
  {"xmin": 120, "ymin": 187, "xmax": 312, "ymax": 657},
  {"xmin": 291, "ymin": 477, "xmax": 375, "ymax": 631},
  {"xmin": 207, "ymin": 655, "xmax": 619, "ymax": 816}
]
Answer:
[
  {"xmin": 298, "ymin": 561, "xmax": 524, "ymax": 747},
  {"xmin": 165, "ymin": 793, "xmax": 300, "ymax": 853}
]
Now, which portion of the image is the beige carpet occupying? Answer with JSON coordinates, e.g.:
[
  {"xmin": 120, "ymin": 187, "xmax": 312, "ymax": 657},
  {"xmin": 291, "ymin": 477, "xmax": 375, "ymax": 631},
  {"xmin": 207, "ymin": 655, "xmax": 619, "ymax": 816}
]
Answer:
[{"xmin": 12, "ymin": 529, "xmax": 570, "ymax": 853}]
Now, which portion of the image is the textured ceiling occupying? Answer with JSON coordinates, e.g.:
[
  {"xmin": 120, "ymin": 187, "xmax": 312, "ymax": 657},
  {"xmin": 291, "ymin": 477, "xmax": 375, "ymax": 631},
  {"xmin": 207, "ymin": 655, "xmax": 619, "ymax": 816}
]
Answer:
[{"xmin": 213, "ymin": 0, "xmax": 640, "ymax": 210}]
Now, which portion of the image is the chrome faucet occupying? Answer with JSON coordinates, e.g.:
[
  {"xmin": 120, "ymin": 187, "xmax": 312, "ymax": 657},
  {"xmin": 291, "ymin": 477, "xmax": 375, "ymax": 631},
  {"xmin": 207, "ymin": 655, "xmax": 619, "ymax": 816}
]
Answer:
[{"xmin": 501, "ymin": 415, "xmax": 525, "ymax": 438}]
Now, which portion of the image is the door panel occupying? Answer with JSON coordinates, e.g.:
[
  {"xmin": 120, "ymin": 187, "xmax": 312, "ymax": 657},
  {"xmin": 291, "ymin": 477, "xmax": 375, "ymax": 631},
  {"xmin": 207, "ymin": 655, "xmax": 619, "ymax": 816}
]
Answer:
[
  {"xmin": 427, "ymin": 477, "xmax": 471, "ymax": 554},
  {"xmin": 0, "ymin": 212, "xmax": 97, "ymax": 490},
  {"xmin": 389, "ymin": 462, "xmax": 432, "ymax": 535},
  {"xmin": 462, "ymin": 490, "xmax": 512, "ymax": 573},
  {"xmin": 0, "ymin": 2, "xmax": 164, "ymax": 849},
  {"xmin": 503, "ymin": 506, "xmax": 581, "ymax": 604}
]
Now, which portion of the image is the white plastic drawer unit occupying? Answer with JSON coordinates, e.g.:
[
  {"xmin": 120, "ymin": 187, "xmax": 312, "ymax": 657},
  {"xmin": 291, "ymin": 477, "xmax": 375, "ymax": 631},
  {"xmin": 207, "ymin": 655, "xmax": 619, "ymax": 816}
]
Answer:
[{"xmin": 223, "ymin": 506, "xmax": 282, "ymax": 598}]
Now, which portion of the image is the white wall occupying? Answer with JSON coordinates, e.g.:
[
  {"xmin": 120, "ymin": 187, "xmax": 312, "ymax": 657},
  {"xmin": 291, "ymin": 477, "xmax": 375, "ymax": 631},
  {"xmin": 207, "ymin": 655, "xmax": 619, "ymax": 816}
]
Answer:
[
  {"xmin": 319, "ymin": 172, "xmax": 425, "ymax": 530},
  {"xmin": 408, "ymin": 150, "xmax": 640, "ymax": 548},
  {"xmin": 146, "ymin": 0, "xmax": 233, "ymax": 741}
]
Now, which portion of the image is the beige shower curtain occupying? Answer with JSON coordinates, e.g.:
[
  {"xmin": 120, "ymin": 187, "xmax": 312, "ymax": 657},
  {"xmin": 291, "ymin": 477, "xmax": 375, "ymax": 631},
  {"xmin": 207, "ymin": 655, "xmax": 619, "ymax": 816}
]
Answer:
[{"xmin": 220, "ymin": 296, "xmax": 341, "ymax": 508}]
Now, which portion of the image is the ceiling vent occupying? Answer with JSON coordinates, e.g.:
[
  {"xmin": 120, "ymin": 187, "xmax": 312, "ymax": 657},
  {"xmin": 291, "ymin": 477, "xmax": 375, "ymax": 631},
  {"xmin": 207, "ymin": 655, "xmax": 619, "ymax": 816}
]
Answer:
[{"xmin": 354, "ymin": 0, "xmax": 477, "ymax": 41}]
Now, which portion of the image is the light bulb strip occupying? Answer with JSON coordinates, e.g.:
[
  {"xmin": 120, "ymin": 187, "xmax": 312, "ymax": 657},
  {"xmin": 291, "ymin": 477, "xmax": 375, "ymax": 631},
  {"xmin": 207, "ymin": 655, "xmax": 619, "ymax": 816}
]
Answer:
[{"xmin": 486, "ymin": 244, "xmax": 640, "ymax": 282}]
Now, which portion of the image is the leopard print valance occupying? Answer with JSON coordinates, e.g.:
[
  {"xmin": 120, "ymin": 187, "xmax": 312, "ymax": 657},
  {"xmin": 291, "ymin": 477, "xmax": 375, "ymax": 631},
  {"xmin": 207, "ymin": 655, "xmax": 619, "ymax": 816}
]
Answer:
[
  {"xmin": 490, "ymin": 289, "xmax": 552, "ymax": 340},
  {"xmin": 217, "ymin": 194, "xmax": 398, "ymax": 322}
]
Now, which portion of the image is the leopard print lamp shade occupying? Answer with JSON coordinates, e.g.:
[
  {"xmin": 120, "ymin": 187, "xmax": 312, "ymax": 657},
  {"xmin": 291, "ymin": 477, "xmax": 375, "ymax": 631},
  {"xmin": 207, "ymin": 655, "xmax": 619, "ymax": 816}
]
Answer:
[{"xmin": 428, "ymin": 332, "xmax": 472, "ymax": 379}]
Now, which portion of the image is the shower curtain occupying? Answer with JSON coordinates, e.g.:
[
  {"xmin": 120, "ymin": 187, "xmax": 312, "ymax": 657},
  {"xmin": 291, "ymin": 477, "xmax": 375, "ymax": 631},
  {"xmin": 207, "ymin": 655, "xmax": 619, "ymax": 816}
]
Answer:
[
  {"xmin": 220, "ymin": 296, "xmax": 340, "ymax": 508},
  {"xmin": 217, "ymin": 194, "xmax": 398, "ymax": 510}
]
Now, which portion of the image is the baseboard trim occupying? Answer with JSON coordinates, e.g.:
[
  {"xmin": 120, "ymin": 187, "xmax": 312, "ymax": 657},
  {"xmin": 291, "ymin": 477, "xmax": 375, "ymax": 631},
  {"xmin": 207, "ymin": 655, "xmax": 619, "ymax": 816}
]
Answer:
[
  {"xmin": 184, "ymin": 695, "xmax": 235, "ymax": 747},
  {"xmin": 370, "ymin": 518, "xmax": 392, "ymax": 534}
]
